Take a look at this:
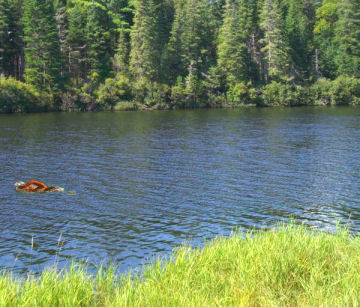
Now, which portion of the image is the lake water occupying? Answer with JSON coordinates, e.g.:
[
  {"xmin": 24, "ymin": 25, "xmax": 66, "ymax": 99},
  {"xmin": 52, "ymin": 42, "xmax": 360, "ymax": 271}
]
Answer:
[{"xmin": 1, "ymin": 107, "xmax": 360, "ymax": 274}]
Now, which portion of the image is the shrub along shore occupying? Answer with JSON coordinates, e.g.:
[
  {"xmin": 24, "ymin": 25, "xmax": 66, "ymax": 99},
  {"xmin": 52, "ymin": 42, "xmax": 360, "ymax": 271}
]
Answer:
[
  {"xmin": 1, "ymin": 223, "xmax": 360, "ymax": 306},
  {"xmin": 1, "ymin": 75, "xmax": 360, "ymax": 113}
]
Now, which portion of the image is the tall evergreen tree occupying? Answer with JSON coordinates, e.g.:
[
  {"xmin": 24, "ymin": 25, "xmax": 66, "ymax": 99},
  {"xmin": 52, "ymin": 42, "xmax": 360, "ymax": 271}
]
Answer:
[
  {"xmin": 85, "ymin": 2, "xmax": 114, "ymax": 81},
  {"xmin": 165, "ymin": 0, "xmax": 187, "ymax": 82},
  {"xmin": 0, "ymin": 0, "xmax": 23, "ymax": 79},
  {"xmin": 22, "ymin": 0, "xmax": 62, "ymax": 90},
  {"xmin": 334, "ymin": 0, "xmax": 360, "ymax": 77},
  {"xmin": 313, "ymin": 0, "xmax": 338, "ymax": 78},
  {"xmin": 0, "ymin": 0, "xmax": 10, "ymax": 75},
  {"xmin": 55, "ymin": 6, "xmax": 69, "ymax": 81},
  {"xmin": 246, "ymin": 0, "xmax": 262, "ymax": 82},
  {"xmin": 67, "ymin": 3, "xmax": 87, "ymax": 84},
  {"xmin": 129, "ymin": 0, "xmax": 163, "ymax": 83},
  {"xmin": 217, "ymin": 0, "xmax": 251, "ymax": 86},
  {"xmin": 113, "ymin": 27, "xmax": 130, "ymax": 73},
  {"xmin": 284, "ymin": 0, "xmax": 313, "ymax": 81},
  {"xmin": 260, "ymin": 0, "xmax": 291, "ymax": 82},
  {"xmin": 166, "ymin": 0, "xmax": 217, "ymax": 84},
  {"xmin": 107, "ymin": 0, "xmax": 134, "ymax": 29}
]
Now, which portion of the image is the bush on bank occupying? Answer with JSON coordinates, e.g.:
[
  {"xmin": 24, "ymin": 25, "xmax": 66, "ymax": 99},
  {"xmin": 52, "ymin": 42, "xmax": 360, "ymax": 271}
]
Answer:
[
  {"xmin": 0, "ymin": 76, "xmax": 52, "ymax": 113},
  {"xmin": 2, "ymin": 75, "xmax": 360, "ymax": 112},
  {"xmin": 1, "ymin": 223, "xmax": 360, "ymax": 306}
]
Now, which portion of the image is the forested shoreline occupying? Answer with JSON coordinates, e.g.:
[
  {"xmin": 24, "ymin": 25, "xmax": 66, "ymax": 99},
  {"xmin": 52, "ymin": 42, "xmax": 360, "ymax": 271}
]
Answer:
[{"xmin": 0, "ymin": 0, "xmax": 360, "ymax": 113}]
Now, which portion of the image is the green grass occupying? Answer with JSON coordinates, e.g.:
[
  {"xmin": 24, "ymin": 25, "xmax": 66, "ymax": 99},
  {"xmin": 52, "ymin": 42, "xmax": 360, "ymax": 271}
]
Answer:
[{"xmin": 2, "ymin": 223, "xmax": 360, "ymax": 306}]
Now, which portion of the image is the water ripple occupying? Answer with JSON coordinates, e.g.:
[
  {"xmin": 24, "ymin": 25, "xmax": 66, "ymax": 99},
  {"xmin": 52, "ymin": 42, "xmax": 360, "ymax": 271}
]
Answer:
[{"xmin": 1, "ymin": 108, "xmax": 360, "ymax": 273}]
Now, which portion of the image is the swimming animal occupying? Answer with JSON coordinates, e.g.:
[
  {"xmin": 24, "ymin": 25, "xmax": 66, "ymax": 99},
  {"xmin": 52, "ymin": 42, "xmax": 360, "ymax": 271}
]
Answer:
[{"xmin": 15, "ymin": 180, "xmax": 64, "ymax": 193}]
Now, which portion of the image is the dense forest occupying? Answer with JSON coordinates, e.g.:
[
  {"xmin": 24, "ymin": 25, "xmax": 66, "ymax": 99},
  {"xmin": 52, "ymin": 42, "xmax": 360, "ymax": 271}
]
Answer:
[{"xmin": 1, "ymin": 0, "xmax": 360, "ymax": 112}]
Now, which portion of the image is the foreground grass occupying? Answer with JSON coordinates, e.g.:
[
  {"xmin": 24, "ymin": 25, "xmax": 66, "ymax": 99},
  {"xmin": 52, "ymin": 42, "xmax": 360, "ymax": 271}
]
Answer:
[{"xmin": 1, "ymin": 224, "xmax": 360, "ymax": 306}]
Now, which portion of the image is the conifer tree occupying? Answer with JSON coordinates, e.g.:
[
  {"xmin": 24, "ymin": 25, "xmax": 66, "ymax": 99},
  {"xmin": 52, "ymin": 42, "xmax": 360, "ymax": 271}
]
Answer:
[
  {"xmin": 165, "ymin": 0, "xmax": 187, "ymax": 82},
  {"xmin": 0, "ymin": 0, "xmax": 23, "ymax": 78},
  {"xmin": 55, "ymin": 6, "xmax": 69, "ymax": 80},
  {"xmin": 113, "ymin": 28, "xmax": 130, "ymax": 73},
  {"xmin": 260, "ymin": 0, "xmax": 291, "ymax": 82},
  {"xmin": 284, "ymin": 0, "xmax": 313, "ymax": 80},
  {"xmin": 22, "ymin": 0, "xmax": 62, "ymax": 90},
  {"xmin": 217, "ymin": 0, "xmax": 251, "ymax": 86},
  {"xmin": 313, "ymin": 0, "xmax": 338, "ymax": 78},
  {"xmin": 129, "ymin": 0, "xmax": 162, "ymax": 83},
  {"xmin": 334, "ymin": 0, "xmax": 360, "ymax": 77},
  {"xmin": 67, "ymin": 3, "xmax": 87, "ymax": 84},
  {"xmin": 0, "ymin": 0, "xmax": 10, "ymax": 75},
  {"xmin": 166, "ymin": 0, "xmax": 217, "ymax": 84},
  {"xmin": 85, "ymin": 2, "xmax": 114, "ymax": 81},
  {"xmin": 246, "ymin": 0, "xmax": 262, "ymax": 80}
]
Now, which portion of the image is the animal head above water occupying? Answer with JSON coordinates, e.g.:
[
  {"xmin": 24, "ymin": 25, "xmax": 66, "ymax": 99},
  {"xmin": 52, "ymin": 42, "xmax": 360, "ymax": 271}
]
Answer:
[{"xmin": 14, "ymin": 181, "xmax": 25, "ymax": 187}]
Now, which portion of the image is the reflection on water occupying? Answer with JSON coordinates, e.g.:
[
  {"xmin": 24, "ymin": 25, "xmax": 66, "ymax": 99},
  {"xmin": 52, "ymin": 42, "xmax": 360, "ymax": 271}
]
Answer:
[{"xmin": 1, "ymin": 107, "xmax": 360, "ymax": 274}]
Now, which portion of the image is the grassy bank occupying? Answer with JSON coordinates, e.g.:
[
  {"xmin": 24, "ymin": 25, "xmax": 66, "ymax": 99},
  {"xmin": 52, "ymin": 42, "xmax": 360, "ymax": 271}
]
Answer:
[{"xmin": 1, "ymin": 224, "xmax": 360, "ymax": 306}]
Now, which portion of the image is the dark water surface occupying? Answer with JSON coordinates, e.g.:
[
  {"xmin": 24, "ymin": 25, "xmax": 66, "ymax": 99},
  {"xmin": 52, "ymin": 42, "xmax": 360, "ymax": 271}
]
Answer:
[{"xmin": 1, "ymin": 107, "xmax": 360, "ymax": 274}]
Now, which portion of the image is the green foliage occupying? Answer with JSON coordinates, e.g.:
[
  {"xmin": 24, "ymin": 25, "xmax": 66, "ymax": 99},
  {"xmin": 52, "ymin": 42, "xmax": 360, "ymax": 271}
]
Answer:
[
  {"xmin": 169, "ymin": 73, "xmax": 206, "ymax": 109},
  {"xmin": 312, "ymin": 76, "xmax": 360, "ymax": 106},
  {"xmin": 0, "ymin": 0, "xmax": 22, "ymax": 79},
  {"xmin": 22, "ymin": 0, "xmax": 62, "ymax": 91},
  {"xmin": 313, "ymin": 0, "xmax": 339, "ymax": 78},
  {"xmin": 334, "ymin": 0, "xmax": 360, "ymax": 77},
  {"xmin": 0, "ymin": 0, "xmax": 11, "ymax": 75},
  {"xmin": 217, "ymin": 0, "xmax": 251, "ymax": 87},
  {"xmin": 261, "ymin": 81, "xmax": 308, "ymax": 106},
  {"xmin": 113, "ymin": 28, "xmax": 130, "ymax": 74},
  {"xmin": 85, "ymin": 2, "xmax": 115, "ymax": 81},
  {"xmin": 96, "ymin": 74, "xmax": 131, "ymax": 108},
  {"xmin": 0, "ymin": 76, "xmax": 47, "ymax": 112},
  {"xmin": 131, "ymin": 78, "xmax": 170, "ymax": 108},
  {"xmin": 227, "ymin": 82, "xmax": 257, "ymax": 105},
  {"xmin": 165, "ymin": 0, "xmax": 218, "ymax": 84},
  {"xmin": 284, "ymin": 0, "xmax": 313, "ymax": 80},
  {"xmin": 170, "ymin": 77, "xmax": 187, "ymax": 108},
  {"xmin": 260, "ymin": 0, "xmax": 291, "ymax": 82},
  {"xmin": 143, "ymin": 82, "xmax": 170, "ymax": 109},
  {"xmin": 67, "ymin": 2, "xmax": 87, "ymax": 84},
  {"xmin": 311, "ymin": 77, "xmax": 333, "ymax": 105},
  {"xmin": 129, "ymin": 0, "xmax": 163, "ymax": 83},
  {"xmin": 1, "ymin": 0, "xmax": 360, "ymax": 111}
]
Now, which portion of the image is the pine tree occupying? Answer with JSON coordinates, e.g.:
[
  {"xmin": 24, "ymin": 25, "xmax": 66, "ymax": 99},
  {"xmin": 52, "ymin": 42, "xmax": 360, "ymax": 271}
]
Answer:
[
  {"xmin": 260, "ymin": 0, "xmax": 291, "ymax": 82},
  {"xmin": 165, "ymin": 0, "xmax": 186, "ymax": 82},
  {"xmin": 107, "ymin": 0, "xmax": 134, "ymax": 30},
  {"xmin": 217, "ymin": 0, "xmax": 251, "ymax": 86},
  {"xmin": 67, "ymin": 3, "xmax": 87, "ymax": 84},
  {"xmin": 334, "ymin": 0, "xmax": 360, "ymax": 77},
  {"xmin": 246, "ymin": 0, "xmax": 262, "ymax": 83},
  {"xmin": 0, "ymin": 0, "xmax": 23, "ymax": 79},
  {"xmin": 166, "ymin": 0, "xmax": 217, "ymax": 84},
  {"xmin": 85, "ymin": 2, "xmax": 114, "ymax": 81},
  {"xmin": 129, "ymin": 0, "xmax": 162, "ymax": 83},
  {"xmin": 313, "ymin": 0, "xmax": 338, "ymax": 78},
  {"xmin": 284, "ymin": 0, "xmax": 313, "ymax": 80},
  {"xmin": 113, "ymin": 27, "xmax": 130, "ymax": 73},
  {"xmin": 54, "ymin": 6, "xmax": 69, "ymax": 81},
  {"xmin": 0, "ymin": 0, "xmax": 10, "ymax": 75},
  {"xmin": 22, "ymin": 0, "xmax": 62, "ymax": 90}
]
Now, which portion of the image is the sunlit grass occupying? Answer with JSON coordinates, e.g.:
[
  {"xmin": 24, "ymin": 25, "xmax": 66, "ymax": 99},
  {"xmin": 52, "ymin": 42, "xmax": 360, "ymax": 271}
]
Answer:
[{"xmin": 1, "ymin": 223, "xmax": 360, "ymax": 306}]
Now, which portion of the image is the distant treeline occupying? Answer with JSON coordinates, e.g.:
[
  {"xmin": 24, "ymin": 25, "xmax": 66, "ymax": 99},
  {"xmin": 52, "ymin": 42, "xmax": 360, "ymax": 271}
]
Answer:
[{"xmin": 1, "ymin": 0, "xmax": 360, "ymax": 113}]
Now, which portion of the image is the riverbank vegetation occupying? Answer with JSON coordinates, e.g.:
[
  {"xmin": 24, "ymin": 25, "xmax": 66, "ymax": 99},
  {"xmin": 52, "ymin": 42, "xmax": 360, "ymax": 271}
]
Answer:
[
  {"xmin": 1, "ymin": 0, "xmax": 360, "ymax": 112},
  {"xmin": 1, "ymin": 224, "xmax": 360, "ymax": 306}
]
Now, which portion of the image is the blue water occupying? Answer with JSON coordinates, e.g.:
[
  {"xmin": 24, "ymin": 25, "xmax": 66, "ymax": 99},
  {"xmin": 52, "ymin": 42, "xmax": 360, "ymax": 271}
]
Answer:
[{"xmin": 1, "ymin": 107, "xmax": 360, "ymax": 274}]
